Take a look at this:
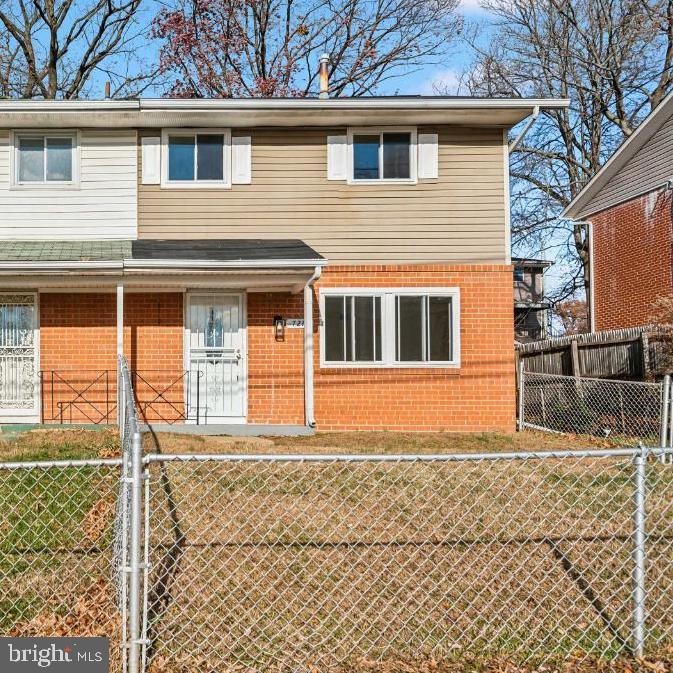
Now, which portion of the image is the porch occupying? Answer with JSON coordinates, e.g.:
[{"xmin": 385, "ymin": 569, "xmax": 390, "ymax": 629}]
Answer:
[{"xmin": 0, "ymin": 240, "xmax": 324, "ymax": 433}]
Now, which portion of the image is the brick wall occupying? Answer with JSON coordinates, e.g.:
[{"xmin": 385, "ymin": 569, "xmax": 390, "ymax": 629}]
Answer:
[
  {"xmin": 39, "ymin": 292, "xmax": 183, "ymax": 423},
  {"xmin": 248, "ymin": 264, "xmax": 516, "ymax": 432},
  {"xmin": 38, "ymin": 266, "xmax": 514, "ymax": 432},
  {"xmin": 248, "ymin": 293, "xmax": 305, "ymax": 424},
  {"xmin": 592, "ymin": 191, "xmax": 673, "ymax": 331}
]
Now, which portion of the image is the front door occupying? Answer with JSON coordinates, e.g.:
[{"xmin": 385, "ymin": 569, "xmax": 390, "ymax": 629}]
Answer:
[
  {"xmin": 186, "ymin": 293, "xmax": 246, "ymax": 423},
  {"xmin": 0, "ymin": 293, "xmax": 39, "ymax": 421}
]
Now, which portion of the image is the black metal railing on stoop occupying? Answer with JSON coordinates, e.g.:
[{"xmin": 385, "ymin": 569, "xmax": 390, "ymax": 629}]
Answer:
[{"xmin": 39, "ymin": 369, "xmax": 203, "ymax": 425}]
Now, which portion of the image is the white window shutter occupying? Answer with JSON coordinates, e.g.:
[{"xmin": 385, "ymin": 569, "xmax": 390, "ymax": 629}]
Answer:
[
  {"xmin": 232, "ymin": 136, "xmax": 252, "ymax": 184},
  {"xmin": 327, "ymin": 135, "xmax": 347, "ymax": 180},
  {"xmin": 418, "ymin": 133, "xmax": 439, "ymax": 179},
  {"xmin": 141, "ymin": 136, "xmax": 161, "ymax": 185}
]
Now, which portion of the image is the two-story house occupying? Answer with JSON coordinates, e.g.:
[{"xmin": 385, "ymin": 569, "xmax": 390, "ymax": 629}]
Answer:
[
  {"xmin": 564, "ymin": 90, "xmax": 673, "ymax": 332},
  {"xmin": 0, "ymin": 95, "xmax": 566, "ymax": 432}
]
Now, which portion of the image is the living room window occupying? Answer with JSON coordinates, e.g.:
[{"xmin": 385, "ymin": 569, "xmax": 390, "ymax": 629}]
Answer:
[
  {"xmin": 321, "ymin": 288, "xmax": 459, "ymax": 367},
  {"xmin": 162, "ymin": 129, "xmax": 231, "ymax": 187},
  {"xmin": 13, "ymin": 133, "xmax": 77, "ymax": 185}
]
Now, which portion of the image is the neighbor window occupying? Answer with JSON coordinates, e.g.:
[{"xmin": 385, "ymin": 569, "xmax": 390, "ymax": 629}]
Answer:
[
  {"xmin": 15, "ymin": 134, "xmax": 74, "ymax": 184},
  {"xmin": 322, "ymin": 288, "xmax": 458, "ymax": 366},
  {"xmin": 351, "ymin": 129, "xmax": 415, "ymax": 181},
  {"xmin": 513, "ymin": 268, "xmax": 525, "ymax": 282},
  {"xmin": 164, "ymin": 130, "xmax": 230, "ymax": 185}
]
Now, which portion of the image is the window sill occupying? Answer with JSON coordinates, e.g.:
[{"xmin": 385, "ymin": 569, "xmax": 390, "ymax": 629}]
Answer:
[
  {"xmin": 347, "ymin": 178, "xmax": 417, "ymax": 186},
  {"xmin": 10, "ymin": 182, "xmax": 80, "ymax": 191},
  {"xmin": 320, "ymin": 362, "xmax": 460, "ymax": 370},
  {"xmin": 160, "ymin": 182, "xmax": 232, "ymax": 189}
]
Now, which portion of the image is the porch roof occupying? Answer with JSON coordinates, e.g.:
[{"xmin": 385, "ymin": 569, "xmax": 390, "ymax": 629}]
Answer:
[
  {"xmin": 0, "ymin": 239, "xmax": 325, "ymax": 269},
  {"xmin": 0, "ymin": 239, "xmax": 325, "ymax": 293}
]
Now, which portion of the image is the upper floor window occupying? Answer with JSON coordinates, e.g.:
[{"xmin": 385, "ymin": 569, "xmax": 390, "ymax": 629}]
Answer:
[
  {"xmin": 513, "ymin": 268, "xmax": 525, "ymax": 282},
  {"xmin": 14, "ymin": 133, "xmax": 75, "ymax": 185},
  {"xmin": 347, "ymin": 128, "xmax": 417, "ymax": 184},
  {"xmin": 162, "ymin": 129, "xmax": 231, "ymax": 187}
]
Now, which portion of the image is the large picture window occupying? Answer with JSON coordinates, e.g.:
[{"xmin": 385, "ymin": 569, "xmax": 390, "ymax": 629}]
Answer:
[{"xmin": 321, "ymin": 288, "xmax": 459, "ymax": 367}]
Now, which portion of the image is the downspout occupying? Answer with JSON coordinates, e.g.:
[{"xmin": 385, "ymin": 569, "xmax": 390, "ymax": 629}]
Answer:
[
  {"xmin": 304, "ymin": 265, "xmax": 322, "ymax": 428},
  {"xmin": 509, "ymin": 105, "xmax": 540, "ymax": 152}
]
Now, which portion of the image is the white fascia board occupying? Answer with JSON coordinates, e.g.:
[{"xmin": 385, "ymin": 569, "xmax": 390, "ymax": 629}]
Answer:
[
  {"xmin": 122, "ymin": 258, "xmax": 327, "ymax": 270},
  {"xmin": 139, "ymin": 98, "xmax": 569, "ymax": 111},
  {"xmin": 0, "ymin": 258, "xmax": 327, "ymax": 273},
  {"xmin": 0, "ymin": 260, "xmax": 123, "ymax": 271}
]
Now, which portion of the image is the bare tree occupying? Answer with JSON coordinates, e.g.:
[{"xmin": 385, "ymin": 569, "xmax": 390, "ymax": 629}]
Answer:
[
  {"xmin": 0, "ymin": 0, "xmax": 157, "ymax": 98},
  {"xmin": 463, "ymin": 0, "xmax": 673, "ymax": 303},
  {"xmin": 151, "ymin": 0, "xmax": 462, "ymax": 97}
]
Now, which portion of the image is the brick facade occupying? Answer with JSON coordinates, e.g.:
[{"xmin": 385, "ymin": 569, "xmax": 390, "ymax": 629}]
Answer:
[
  {"xmin": 591, "ymin": 191, "xmax": 673, "ymax": 331},
  {"xmin": 248, "ymin": 264, "xmax": 515, "ymax": 432},
  {"xmin": 38, "ymin": 264, "xmax": 515, "ymax": 431},
  {"xmin": 39, "ymin": 292, "xmax": 183, "ymax": 423}
]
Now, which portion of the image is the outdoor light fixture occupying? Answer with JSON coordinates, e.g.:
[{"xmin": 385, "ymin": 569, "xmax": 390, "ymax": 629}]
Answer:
[{"xmin": 273, "ymin": 315, "xmax": 286, "ymax": 341}]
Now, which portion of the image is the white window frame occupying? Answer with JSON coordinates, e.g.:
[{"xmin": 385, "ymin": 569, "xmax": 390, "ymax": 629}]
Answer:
[
  {"xmin": 320, "ymin": 287, "xmax": 460, "ymax": 369},
  {"xmin": 347, "ymin": 127, "xmax": 417, "ymax": 185},
  {"xmin": 161, "ymin": 128, "xmax": 232, "ymax": 189},
  {"xmin": 10, "ymin": 130, "xmax": 80, "ymax": 189}
]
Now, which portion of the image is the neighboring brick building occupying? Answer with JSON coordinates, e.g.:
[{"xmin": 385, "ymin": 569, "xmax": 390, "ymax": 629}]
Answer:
[
  {"xmin": 0, "ymin": 95, "xmax": 568, "ymax": 432},
  {"xmin": 563, "ymin": 90, "xmax": 673, "ymax": 332}
]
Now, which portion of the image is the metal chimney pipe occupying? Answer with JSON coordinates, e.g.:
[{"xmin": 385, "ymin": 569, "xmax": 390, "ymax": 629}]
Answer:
[
  {"xmin": 104, "ymin": 81, "xmax": 111, "ymax": 99},
  {"xmin": 319, "ymin": 54, "xmax": 329, "ymax": 99}
]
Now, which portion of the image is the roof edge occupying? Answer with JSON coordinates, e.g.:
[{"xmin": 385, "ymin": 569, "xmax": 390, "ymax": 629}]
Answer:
[{"xmin": 563, "ymin": 90, "xmax": 673, "ymax": 220}]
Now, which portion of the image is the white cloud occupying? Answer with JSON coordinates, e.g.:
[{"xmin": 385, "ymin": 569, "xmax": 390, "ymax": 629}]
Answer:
[
  {"xmin": 459, "ymin": 0, "xmax": 488, "ymax": 14},
  {"xmin": 420, "ymin": 69, "xmax": 464, "ymax": 95}
]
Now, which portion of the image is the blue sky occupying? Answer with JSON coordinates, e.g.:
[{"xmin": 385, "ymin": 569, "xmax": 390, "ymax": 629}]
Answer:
[{"xmin": 378, "ymin": 0, "xmax": 492, "ymax": 96}]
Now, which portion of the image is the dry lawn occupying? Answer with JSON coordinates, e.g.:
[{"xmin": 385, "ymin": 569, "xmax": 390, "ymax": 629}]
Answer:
[{"xmin": 0, "ymin": 427, "xmax": 670, "ymax": 673}]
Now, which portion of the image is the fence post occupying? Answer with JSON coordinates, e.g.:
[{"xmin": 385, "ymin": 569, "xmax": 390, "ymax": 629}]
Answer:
[
  {"xmin": 660, "ymin": 375, "xmax": 670, "ymax": 449},
  {"xmin": 632, "ymin": 444, "xmax": 647, "ymax": 658},
  {"xmin": 128, "ymin": 430, "xmax": 143, "ymax": 673},
  {"xmin": 517, "ymin": 360, "xmax": 525, "ymax": 431}
]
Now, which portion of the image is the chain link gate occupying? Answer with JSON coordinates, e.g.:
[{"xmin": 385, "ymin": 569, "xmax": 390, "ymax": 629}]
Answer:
[{"xmin": 132, "ymin": 447, "xmax": 673, "ymax": 671}]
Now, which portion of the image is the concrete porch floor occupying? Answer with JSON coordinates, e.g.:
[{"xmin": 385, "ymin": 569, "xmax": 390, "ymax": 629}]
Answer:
[{"xmin": 0, "ymin": 423, "xmax": 314, "ymax": 437}]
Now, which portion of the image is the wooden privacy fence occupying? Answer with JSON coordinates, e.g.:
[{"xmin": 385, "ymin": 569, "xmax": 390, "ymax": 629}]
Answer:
[{"xmin": 517, "ymin": 325, "xmax": 673, "ymax": 380}]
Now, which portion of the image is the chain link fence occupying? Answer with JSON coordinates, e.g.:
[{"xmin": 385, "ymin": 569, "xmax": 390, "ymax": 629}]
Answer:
[
  {"xmin": 1, "ymin": 363, "xmax": 673, "ymax": 672},
  {"xmin": 520, "ymin": 371, "xmax": 664, "ymax": 443},
  {"xmin": 0, "ymin": 457, "xmax": 124, "ymax": 667},
  {"xmin": 142, "ymin": 449, "xmax": 673, "ymax": 671}
]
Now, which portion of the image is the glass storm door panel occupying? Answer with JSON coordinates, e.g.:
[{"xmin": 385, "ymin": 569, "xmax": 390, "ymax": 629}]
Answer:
[
  {"xmin": 0, "ymin": 294, "xmax": 38, "ymax": 416},
  {"xmin": 187, "ymin": 294, "xmax": 244, "ymax": 422}
]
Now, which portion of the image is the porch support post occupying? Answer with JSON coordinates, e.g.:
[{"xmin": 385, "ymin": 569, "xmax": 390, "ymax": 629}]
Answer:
[
  {"xmin": 303, "ymin": 266, "xmax": 321, "ymax": 427},
  {"xmin": 117, "ymin": 283, "xmax": 124, "ymax": 358},
  {"xmin": 117, "ymin": 283, "xmax": 124, "ymax": 429}
]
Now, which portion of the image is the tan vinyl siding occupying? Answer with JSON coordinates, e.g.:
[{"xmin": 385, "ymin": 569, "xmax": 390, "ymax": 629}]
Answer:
[
  {"xmin": 585, "ymin": 111, "xmax": 673, "ymax": 217},
  {"xmin": 138, "ymin": 127, "xmax": 506, "ymax": 263}
]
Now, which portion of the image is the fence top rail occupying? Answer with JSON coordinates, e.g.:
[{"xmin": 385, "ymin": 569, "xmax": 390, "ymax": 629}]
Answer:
[
  {"xmin": 524, "ymin": 370, "xmax": 662, "ymax": 388},
  {"xmin": 0, "ymin": 457, "xmax": 123, "ymax": 469},
  {"xmin": 143, "ymin": 447, "xmax": 671, "ymax": 464}
]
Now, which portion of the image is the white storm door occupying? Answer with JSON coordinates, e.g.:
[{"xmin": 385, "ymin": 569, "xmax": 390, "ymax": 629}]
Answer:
[
  {"xmin": 0, "ymin": 294, "xmax": 39, "ymax": 420},
  {"xmin": 186, "ymin": 293, "xmax": 245, "ymax": 423}
]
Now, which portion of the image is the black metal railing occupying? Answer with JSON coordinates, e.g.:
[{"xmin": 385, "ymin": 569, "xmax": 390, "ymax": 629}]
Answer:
[
  {"xmin": 38, "ymin": 369, "xmax": 203, "ymax": 425},
  {"xmin": 39, "ymin": 370, "xmax": 115, "ymax": 424}
]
